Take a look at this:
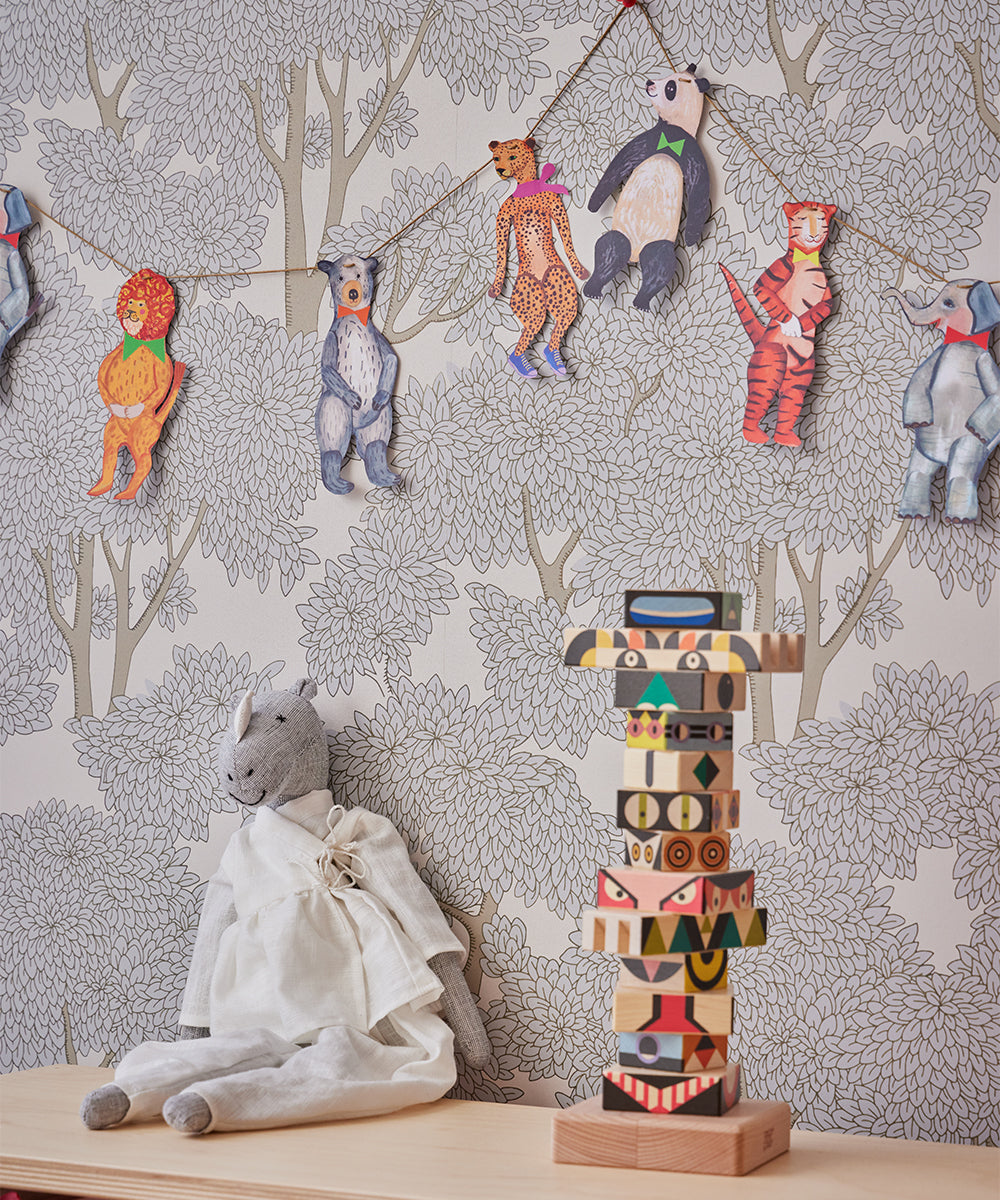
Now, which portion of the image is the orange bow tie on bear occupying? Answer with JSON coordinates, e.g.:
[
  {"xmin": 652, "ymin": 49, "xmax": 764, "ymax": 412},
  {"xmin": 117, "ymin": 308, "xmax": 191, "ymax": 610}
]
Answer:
[{"xmin": 337, "ymin": 305, "xmax": 370, "ymax": 325}]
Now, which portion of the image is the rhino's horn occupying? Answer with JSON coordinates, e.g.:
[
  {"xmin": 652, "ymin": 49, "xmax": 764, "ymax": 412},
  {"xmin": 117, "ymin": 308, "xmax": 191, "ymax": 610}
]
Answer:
[{"xmin": 232, "ymin": 690, "xmax": 254, "ymax": 741}]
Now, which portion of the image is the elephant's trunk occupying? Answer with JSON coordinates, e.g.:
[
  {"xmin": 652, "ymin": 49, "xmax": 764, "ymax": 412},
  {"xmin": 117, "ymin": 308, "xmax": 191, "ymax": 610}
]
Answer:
[{"xmin": 881, "ymin": 286, "xmax": 934, "ymax": 325}]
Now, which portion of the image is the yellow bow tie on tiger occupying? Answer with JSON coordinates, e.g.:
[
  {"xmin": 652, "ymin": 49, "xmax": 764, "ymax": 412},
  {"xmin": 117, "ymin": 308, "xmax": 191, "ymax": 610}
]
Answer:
[{"xmin": 792, "ymin": 248, "xmax": 821, "ymax": 266}]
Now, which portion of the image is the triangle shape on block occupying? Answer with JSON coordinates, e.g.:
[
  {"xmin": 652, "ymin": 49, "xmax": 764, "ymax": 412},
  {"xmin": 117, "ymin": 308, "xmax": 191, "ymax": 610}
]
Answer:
[
  {"xmin": 641, "ymin": 919, "xmax": 667, "ymax": 956},
  {"xmin": 693, "ymin": 753, "xmax": 719, "ymax": 788},
  {"xmin": 637, "ymin": 674, "xmax": 679, "ymax": 710}
]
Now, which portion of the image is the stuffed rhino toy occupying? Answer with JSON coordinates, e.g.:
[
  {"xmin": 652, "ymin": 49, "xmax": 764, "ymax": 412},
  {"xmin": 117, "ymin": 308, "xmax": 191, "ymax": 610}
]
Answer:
[{"xmin": 81, "ymin": 678, "xmax": 490, "ymax": 1134}]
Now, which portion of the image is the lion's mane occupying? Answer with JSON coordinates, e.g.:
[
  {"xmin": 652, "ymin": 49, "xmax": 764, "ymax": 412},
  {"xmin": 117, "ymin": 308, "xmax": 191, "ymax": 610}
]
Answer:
[{"xmin": 116, "ymin": 268, "xmax": 175, "ymax": 339}]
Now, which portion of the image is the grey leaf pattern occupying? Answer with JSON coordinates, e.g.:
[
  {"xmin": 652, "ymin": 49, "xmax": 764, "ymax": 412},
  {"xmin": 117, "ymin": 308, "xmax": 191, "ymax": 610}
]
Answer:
[{"xmin": 3, "ymin": 0, "xmax": 998, "ymax": 1146}]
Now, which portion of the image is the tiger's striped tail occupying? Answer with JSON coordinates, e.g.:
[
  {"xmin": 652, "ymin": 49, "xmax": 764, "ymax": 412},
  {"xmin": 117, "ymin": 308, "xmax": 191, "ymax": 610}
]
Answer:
[{"xmin": 718, "ymin": 264, "xmax": 764, "ymax": 345}]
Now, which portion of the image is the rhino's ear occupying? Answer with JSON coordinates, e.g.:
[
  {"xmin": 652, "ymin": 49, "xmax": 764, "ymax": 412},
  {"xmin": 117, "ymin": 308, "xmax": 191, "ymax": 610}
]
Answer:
[
  {"xmin": 232, "ymin": 690, "xmax": 254, "ymax": 741},
  {"xmin": 289, "ymin": 678, "xmax": 318, "ymax": 701}
]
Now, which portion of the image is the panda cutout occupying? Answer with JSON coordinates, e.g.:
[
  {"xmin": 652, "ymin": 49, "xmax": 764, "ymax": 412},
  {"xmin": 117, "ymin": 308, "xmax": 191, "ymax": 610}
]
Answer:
[{"xmin": 584, "ymin": 65, "xmax": 711, "ymax": 312}]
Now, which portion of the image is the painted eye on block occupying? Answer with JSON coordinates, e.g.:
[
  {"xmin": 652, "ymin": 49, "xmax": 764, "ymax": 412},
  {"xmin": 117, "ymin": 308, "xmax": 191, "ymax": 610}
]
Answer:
[
  {"xmin": 681, "ymin": 652, "xmax": 708, "ymax": 671},
  {"xmin": 661, "ymin": 884, "xmax": 698, "ymax": 911},
  {"xmin": 598, "ymin": 874, "xmax": 637, "ymax": 908},
  {"xmin": 618, "ymin": 649, "xmax": 647, "ymax": 668}
]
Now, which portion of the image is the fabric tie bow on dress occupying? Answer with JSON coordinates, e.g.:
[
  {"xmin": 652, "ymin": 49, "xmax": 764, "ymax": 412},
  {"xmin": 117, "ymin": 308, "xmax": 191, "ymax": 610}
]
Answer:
[{"xmin": 317, "ymin": 806, "xmax": 368, "ymax": 889}]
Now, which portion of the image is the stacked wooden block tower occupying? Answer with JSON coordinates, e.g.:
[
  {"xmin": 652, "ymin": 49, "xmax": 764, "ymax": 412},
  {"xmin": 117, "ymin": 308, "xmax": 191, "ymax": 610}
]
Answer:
[{"xmin": 551, "ymin": 589, "xmax": 803, "ymax": 1176}]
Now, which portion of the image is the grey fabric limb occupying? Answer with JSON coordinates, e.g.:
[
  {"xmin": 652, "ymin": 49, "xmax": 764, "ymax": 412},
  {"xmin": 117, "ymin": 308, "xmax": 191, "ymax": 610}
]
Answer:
[{"xmin": 428, "ymin": 951, "xmax": 491, "ymax": 1070}]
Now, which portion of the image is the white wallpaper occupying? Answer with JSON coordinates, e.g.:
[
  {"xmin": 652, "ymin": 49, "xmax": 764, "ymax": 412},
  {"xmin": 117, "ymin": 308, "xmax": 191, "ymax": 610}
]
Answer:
[{"xmin": 1, "ymin": 0, "xmax": 998, "ymax": 1143}]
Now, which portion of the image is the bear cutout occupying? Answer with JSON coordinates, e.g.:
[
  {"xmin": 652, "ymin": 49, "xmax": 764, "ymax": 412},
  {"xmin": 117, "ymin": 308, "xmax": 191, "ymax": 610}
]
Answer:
[
  {"xmin": 584, "ymin": 66, "xmax": 711, "ymax": 311},
  {"xmin": 315, "ymin": 255, "xmax": 401, "ymax": 494}
]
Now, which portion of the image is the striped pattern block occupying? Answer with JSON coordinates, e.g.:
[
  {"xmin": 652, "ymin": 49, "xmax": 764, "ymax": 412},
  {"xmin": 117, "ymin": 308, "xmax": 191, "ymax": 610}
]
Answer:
[
  {"xmin": 582, "ymin": 907, "xmax": 767, "ymax": 956},
  {"xmin": 623, "ymin": 828, "xmax": 730, "ymax": 872},
  {"xmin": 564, "ymin": 628, "xmax": 804, "ymax": 673},
  {"xmin": 623, "ymin": 590, "xmax": 742, "ymax": 631},
  {"xmin": 623, "ymin": 748, "xmax": 733, "ymax": 792},
  {"xmin": 626, "ymin": 710, "xmax": 733, "ymax": 752},
  {"xmin": 612, "ymin": 987, "xmax": 734, "ymax": 1034},
  {"xmin": 620, "ymin": 951, "xmax": 729, "ymax": 993},
  {"xmin": 602, "ymin": 1062, "xmax": 741, "ymax": 1116},
  {"xmin": 617, "ymin": 789, "xmax": 740, "ymax": 833},
  {"xmin": 614, "ymin": 670, "xmax": 747, "ymax": 712},
  {"xmin": 599, "ymin": 868, "xmax": 753, "ymax": 913},
  {"xmin": 618, "ymin": 1030, "xmax": 729, "ymax": 1072}
]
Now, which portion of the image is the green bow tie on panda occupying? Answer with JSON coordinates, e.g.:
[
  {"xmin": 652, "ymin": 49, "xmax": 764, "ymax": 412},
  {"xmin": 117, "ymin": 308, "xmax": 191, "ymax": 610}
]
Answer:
[{"xmin": 656, "ymin": 133, "xmax": 685, "ymax": 156}]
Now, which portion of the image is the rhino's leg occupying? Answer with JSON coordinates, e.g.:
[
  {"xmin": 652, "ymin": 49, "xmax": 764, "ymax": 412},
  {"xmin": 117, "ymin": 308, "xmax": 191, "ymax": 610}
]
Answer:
[
  {"xmin": 898, "ymin": 444, "xmax": 941, "ymax": 519},
  {"xmin": 944, "ymin": 435, "xmax": 988, "ymax": 523}
]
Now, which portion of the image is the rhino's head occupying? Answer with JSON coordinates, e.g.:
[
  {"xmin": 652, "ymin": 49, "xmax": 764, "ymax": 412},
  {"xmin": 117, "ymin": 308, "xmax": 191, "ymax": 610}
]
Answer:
[{"xmin": 217, "ymin": 678, "xmax": 328, "ymax": 809}]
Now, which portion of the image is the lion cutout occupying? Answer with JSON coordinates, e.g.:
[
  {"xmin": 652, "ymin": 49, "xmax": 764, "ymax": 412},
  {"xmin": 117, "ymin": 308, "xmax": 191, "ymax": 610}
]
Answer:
[{"xmin": 88, "ymin": 268, "xmax": 185, "ymax": 501}]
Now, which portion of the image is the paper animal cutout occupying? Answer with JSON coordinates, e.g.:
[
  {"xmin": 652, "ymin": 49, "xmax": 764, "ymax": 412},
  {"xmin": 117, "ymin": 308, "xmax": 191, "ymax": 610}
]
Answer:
[
  {"xmin": 719, "ymin": 201, "xmax": 836, "ymax": 447},
  {"xmin": 487, "ymin": 137, "xmax": 590, "ymax": 379},
  {"xmin": 0, "ymin": 187, "xmax": 43, "ymax": 357},
  {"xmin": 88, "ymin": 269, "xmax": 185, "ymax": 500},
  {"xmin": 316, "ymin": 255, "xmax": 400, "ymax": 494},
  {"xmin": 884, "ymin": 279, "xmax": 1000, "ymax": 523},
  {"xmin": 584, "ymin": 66, "xmax": 711, "ymax": 311}
]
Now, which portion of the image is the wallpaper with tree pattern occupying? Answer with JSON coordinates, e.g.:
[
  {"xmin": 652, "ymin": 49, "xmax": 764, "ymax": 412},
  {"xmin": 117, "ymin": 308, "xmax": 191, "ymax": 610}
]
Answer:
[{"xmin": 1, "ymin": 0, "xmax": 998, "ymax": 1144}]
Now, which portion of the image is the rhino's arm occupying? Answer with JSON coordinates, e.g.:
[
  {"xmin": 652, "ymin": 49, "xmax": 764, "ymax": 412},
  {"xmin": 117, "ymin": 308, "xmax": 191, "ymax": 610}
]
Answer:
[
  {"xmin": 967, "ymin": 352, "xmax": 1000, "ymax": 448},
  {"xmin": 177, "ymin": 868, "xmax": 236, "ymax": 1037},
  {"xmin": 902, "ymin": 352, "xmax": 937, "ymax": 428}
]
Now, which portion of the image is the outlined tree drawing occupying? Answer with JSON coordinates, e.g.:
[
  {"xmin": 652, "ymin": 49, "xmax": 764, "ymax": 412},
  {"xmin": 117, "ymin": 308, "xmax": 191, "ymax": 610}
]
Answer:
[{"xmin": 3, "ymin": 0, "xmax": 998, "ymax": 1134}]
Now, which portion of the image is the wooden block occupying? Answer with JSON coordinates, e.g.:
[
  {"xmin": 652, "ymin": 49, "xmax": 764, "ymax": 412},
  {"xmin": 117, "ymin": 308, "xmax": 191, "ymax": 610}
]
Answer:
[
  {"xmin": 619, "ymin": 951, "xmax": 729, "ymax": 993},
  {"xmin": 582, "ymin": 907, "xmax": 767, "ymax": 955},
  {"xmin": 612, "ymin": 987, "xmax": 734, "ymax": 1033},
  {"xmin": 623, "ymin": 590, "xmax": 742, "ymax": 630},
  {"xmin": 626, "ymin": 710, "xmax": 733, "ymax": 751},
  {"xmin": 623, "ymin": 747, "xmax": 733, "ymax": 792},
  {"xmin": 618, "ymin": 1029, "xmax": 729, "ymax": 1070},
  {"xmin": 623, "ymin": 828, "xmax": 731, "ymax": 871},
  {"xmin": 617, "ymin": 789, "xmax": 740, "ymax": 832},
  {"xmin": 603, "ymin": 1062, "xmax": 741, "ymax": 1115},
  {"xmin": 552, "ymin": 1095, "xmax": 793, "ymax": 1175},
  {"xmin": 564, "ymin": 628, "xmax": 803, "ymax": 673},
  {"xmin": 598, "ymin": 867, "xmax": 752, "ymax": 912},
  {"xmin": 614, "ymin": 670, "xmax": 747, "ymax": 712}
]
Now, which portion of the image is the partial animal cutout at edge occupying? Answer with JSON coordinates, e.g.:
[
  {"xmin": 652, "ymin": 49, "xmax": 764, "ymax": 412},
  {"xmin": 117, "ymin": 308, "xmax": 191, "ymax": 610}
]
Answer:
[{"xmin": 0, "ymin": 187, "xmax": 44, "ymax": 359}]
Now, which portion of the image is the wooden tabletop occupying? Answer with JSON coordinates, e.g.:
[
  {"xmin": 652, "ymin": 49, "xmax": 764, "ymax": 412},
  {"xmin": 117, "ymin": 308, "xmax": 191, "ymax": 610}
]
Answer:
[{"xmin": 2, "ymin": 1066, "xmax": 998, "ymax": 1200}]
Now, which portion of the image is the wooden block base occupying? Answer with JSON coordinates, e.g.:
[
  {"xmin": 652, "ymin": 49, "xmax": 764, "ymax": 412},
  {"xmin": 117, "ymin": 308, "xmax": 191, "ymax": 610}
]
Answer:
[{"xmin": 552, "ymin": 1096, "xmax": 791, "ymax": 1176}]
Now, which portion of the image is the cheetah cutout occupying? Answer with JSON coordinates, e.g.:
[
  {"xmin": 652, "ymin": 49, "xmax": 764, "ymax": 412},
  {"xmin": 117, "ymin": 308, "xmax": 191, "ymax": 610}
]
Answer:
[{"xmin": 488, "ymin": 137, "xmax": 589, "ymax": 379}]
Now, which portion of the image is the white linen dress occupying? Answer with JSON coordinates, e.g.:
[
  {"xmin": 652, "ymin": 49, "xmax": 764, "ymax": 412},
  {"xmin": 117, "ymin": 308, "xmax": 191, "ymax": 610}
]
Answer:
[{"xmin": 111, "ymin": 790, "xmax": 462, "ymax": 1131}]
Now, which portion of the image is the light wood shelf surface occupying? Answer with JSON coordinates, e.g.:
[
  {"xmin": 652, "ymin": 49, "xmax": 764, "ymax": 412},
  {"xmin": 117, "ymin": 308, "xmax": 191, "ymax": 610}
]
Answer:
[{"xmin": 2, "ymin": 1066, "xmax": 997, "ymax": 1200}]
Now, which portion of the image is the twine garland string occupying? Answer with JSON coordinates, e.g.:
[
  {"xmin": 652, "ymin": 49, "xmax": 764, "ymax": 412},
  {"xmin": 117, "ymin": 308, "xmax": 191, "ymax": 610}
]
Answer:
[{"xmin": 2, "ymin": 1, "xmax": 992, "ymax": 289}]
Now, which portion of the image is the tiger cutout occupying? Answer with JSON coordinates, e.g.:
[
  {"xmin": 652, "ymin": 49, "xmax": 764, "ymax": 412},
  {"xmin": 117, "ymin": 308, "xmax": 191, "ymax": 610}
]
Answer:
[
  {"xmin": 487, "ymin": 137, "xmax": 589, "ymax": 379},
  {"xmin": 719, "ymin": 202, "xmax": 836, "ymax": 447}
]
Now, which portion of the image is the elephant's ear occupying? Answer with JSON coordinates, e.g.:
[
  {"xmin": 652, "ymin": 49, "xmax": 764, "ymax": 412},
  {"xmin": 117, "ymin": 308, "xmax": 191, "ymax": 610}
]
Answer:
[
  {"xmin": 969, "ymin": 282, "xmax": 1000, "ymax": 335},
  {"xmin": 289, "ymin": 678, "xmax": 318, "ymax": 700}
]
